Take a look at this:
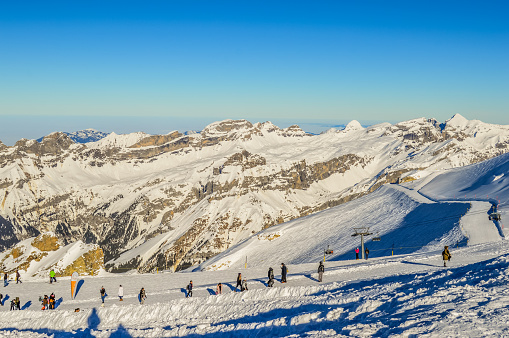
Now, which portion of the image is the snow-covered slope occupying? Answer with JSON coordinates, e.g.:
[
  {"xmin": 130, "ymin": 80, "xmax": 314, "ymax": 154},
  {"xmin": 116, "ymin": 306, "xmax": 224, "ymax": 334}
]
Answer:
[
  {"xmin": 0, "ymin": 115, "xmax": 508, "ymax": 274},
  {"xmin": 199, "ymin": 151, "xmax": 509, "ymax": 271}
]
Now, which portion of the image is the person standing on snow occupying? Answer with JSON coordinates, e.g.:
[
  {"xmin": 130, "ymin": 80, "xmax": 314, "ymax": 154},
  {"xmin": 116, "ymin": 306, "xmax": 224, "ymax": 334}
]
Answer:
[
  {"xmin": 235, "ymin": 273, "xmax": 242, "ymax": 292},
  {"xmin": 49, "ymin": 293, "xmax": 56, "ymax": 309},
  {"xmin": 267, "ymin": 267, "xmax": 274, "ymax": 287},
  {"xmin": 442, "ymin": 246, "xmax": 452, "ymax": 267},
  {"xmin": 216, "ymin": 283, "xmax": 222, "ymax": 295},
  {"xmin": 42, "ymin": 295, "xmax": 48, "ymax": 310},
  {"xmin": 355, "ymin": 248, "xmax": 360, "ymax": 260},
  {"xmin": 15, "ymin": 270, "xmax": 21, "ymax": 284},
  {"xmin": 100, "ymin": 286, "xmax": 106, "ymax": 306},
  {"xmin": 241, "ymin": 278, "xmax": 248, "ymax": 291},
  {"xmin": 186, "ymin": 280, "xmax": 193, "ymax": 298},
  {"xmin": 365, "ymin": 248, "xmax": 370, "ymax": 260},
  {"xmin": 281, "ymin": 263, "xmax": 288, "ymax": 283},
  {"xmin": 118, "ymin": 285, "xmax": 124, "ymax": 301},
  {"xmin": 49, "ymin": 269, "xmax": 57, "ymax": 284},
  {"xmin": 139, "ymin": 287, "xmax": 147, "ymax": 304},
  {"xmin": 318, "ymin": 261, "xmax": 325, "ymax": 282},
  {"xmin": 3, "ymin": 272, "xmax": 7, "ymax": 287}
]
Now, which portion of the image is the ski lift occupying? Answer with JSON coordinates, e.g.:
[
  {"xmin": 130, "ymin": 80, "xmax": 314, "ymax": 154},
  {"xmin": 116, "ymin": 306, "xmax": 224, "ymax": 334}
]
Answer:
[
  {"xmin": 372, "ymin": 231, "xmax": 381, "ymax": 241},
  {"xmin": 324, "ymin": 245, "xmax": 333, "ymax": 255},
  {"xmin": 489, "ymin": 213, "xmax": 501, "ymax": 221}
]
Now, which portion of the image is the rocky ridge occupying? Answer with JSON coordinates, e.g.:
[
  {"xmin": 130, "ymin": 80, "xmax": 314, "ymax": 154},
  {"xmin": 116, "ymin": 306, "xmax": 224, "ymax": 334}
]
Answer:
[{"xmin": 0, "ymin": 115, "xmax": 508, "ymax": 275}]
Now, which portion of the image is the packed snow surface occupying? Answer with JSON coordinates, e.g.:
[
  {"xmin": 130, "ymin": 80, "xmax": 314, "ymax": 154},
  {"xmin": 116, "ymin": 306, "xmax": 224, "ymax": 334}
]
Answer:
[{"xmin": 1, "ymin": 242, "xmax": 509, "ymax": 337}]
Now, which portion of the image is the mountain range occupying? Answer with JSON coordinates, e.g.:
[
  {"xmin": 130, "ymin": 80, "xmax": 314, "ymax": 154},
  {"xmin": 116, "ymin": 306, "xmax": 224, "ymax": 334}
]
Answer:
[{"xmin": 0, "ymin": 114, "xmax": 508, "ymax": 276}]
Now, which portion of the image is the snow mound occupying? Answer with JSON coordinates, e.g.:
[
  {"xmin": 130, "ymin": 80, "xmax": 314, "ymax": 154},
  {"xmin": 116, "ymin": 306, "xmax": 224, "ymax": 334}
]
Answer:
[{"xmin": 342, "ymin": 120, "xmax": 364, "ymax": 132}]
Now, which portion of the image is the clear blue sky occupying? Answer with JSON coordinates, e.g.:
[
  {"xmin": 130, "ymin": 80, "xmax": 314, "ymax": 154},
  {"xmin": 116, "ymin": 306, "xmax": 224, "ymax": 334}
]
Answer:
[{"xmin": 0, "ymin": 1, "xmax": 508, "ymax": 144}]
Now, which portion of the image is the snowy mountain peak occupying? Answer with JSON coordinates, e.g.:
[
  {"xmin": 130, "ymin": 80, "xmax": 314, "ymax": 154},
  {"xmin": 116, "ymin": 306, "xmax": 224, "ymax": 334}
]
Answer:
[
  {"xmin": 343, "ymin": 120, "xmax": 364, "ymax": 132},
  {"xmin": 36, "ymin": 129, "xmax": 110, "ymax": 144},
  {"xmin": 201, "ymin": 119, "xmax": 254, "ymax": 138},
  {"xmin": 89, "ymin": 131, "xmax": 150, "ymax": 149},
  {"xmin": 445, "ymin": 113, "xmax": 469, "ymax": 128}
]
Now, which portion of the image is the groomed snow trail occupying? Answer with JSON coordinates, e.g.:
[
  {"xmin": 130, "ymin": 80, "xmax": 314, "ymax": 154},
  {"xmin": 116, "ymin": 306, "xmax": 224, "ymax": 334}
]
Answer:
[{"xmin": 1, "ymin": 241, "xmax": 509, "ymax": 337}]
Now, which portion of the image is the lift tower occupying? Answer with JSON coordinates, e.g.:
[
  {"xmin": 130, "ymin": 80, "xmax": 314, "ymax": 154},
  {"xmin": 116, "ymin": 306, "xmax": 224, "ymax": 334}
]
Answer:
[{"xmin": 352, "ymin": 227, "xmax": 373, "ymax": 260}]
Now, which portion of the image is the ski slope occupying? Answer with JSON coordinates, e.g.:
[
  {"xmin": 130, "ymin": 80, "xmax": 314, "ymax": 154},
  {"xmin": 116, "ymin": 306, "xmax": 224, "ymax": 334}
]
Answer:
[{"xmin": 1, "ymin": 242, "xmax": 509, "ymax": 337}]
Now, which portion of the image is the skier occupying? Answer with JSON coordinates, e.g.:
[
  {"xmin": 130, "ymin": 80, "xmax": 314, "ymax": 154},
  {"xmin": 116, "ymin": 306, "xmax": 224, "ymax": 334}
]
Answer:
[
  {"xmin": 100, "ymin": 286, "xmax": 106, "ymax": 306},
  {"xmin": 15, "ymin": 270, "xmax": 21, "ymax": 284},
  {"xmin": 318, "ymin": 261, "xmax": 325, "ymax": 282},
  {"xmin": 15, "ymin": 296, "xmax": 20, "ymax": 310},
  {"xmin": 281, "ymin": 263, "xmax": 288, "ymax": 283},
  {"xmin": 267, "ymin": 267, "xmax": 274, "ymax": 287},
  {"xmin": 118, "ymin": 285, "xmax": 124, "ymax": 301},
  {"xmin": 186, "ymin": 280, "xmax": 193, "ymax": 298},
  {"xmin": 242, "ymin": 278, "xmax": 248, "ymax": 292},
  {"xmin": 216, "ymin": 283, "xmax": 222, "ymax": 295},
  {"xmin": 139, "ymin": 287, "xmax": 146, "ymax": 305},
  {"xmin": 442, "ymin": 246, "xmax": 451, "ymax": 267},
  {"xmin": 49, "ymin": 293, "xmax": 55, "ymax": 309},
  {"xmin": 365, "ymin": 248, "xmax": 370, "ymax": 260},
  {"xmin": 355, "ymin": 247, "xmax": 360, "ymax": 260},
  {"xmin": 3, "ymin": 272, "xmax": 7, "ymax": 287},
  {"xmin": 42, "ymin": 295, "xmax": 48, "ymax": 310},
  {"xmin": 234, "ymin": 273, "xmax": 242, "ymax": 292},
  {"xmin": 10, "ymin": 299, "xmax": 15, "ymax": 311},
  {"xmin": 49, "ymin": 269, "xmax": 57, "ymax": 284}
]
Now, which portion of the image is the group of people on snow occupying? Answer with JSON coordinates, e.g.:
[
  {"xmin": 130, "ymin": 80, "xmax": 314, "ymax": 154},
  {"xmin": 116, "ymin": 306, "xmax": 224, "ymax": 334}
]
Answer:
[
  {"xmin": 0, "ymin": 245, "xmax": 455, "ymax": 310},
  {"xmin": 355, "ymin": 247, "xmax": 370, "ymax": 260},
  {"xmin": 41, "ymin": 293, "xmax": 56, "ymax": 310}
]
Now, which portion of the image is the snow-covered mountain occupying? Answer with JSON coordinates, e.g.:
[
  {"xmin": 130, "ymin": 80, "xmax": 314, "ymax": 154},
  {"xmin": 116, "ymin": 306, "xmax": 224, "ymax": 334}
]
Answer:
[
  {"xmin": 36, "ymin": 129, "xmax": 110, "ymax": 144},
  {"xmin": 0, "ymin": 114, "xmax": 508, "ymax": 276}
]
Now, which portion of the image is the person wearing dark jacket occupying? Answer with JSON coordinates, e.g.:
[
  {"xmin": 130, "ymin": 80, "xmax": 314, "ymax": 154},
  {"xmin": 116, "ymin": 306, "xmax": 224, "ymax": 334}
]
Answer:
[
  {"xmin": 186, "ymin": 281, "xmax": 193, "ymax": 298},
  {"xmin": 100, "ymin": 286, "xmax": 106, "ymax": 306},
  {"xmin": 49, "ymin": 293, "xmax": 56, "ymax": 309},
  {"xmin": 318, "ymin": 261, "xmax": 325, "ymax": 282},
  {"xmin": 365, "ymin": 248, "xmax": 370, "ymax": 260},
  {"xmin": 267, "ymin": 267, "xmax": 274, "ymax": 287},
  {"xmin": 139, "ymin": 288, "xmax": 147, "ymax": 304},
  {"xmin": 281, "ymin": 263, "xmax": 288, "ymax": 283},
  {"xmin": 235, "ymin": 273, "xmax": 242, "ymax": 292},
  {"xmin": 442, "ymin": 246, "xmax": 451, "ymax": 267},
  {"xmin": 15, "ymin": 270, "xmax": 21, "ymax": 284},
  {"xmin": 3, "ymin": 272, "xmax": 7, "ymax": 287}
]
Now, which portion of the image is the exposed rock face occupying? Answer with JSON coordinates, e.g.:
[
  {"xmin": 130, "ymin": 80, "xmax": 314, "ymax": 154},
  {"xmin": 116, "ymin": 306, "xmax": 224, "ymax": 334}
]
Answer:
[
  {"xmin": 31, "ymin": 233, "xmax": 60, "ymax": 251},
  {"xmin": 1, "ymin": 116, "xmax": 509, "ymax": 274},
  {"xmin": 58, "ymin": 246, "xmax": 104, "ymax": 277}
]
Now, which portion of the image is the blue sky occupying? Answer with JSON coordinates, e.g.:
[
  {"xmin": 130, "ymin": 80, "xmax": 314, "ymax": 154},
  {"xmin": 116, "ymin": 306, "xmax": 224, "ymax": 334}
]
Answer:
[{"xmin": 0, "ymin": 1, "xmax": 508, "ymax": 144}]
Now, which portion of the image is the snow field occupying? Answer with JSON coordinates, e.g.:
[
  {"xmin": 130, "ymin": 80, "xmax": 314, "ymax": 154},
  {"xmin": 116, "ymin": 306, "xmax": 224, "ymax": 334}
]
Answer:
[{"xmin": 2, "ymin": 242, "xmax": 509, "ymax": 337}]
